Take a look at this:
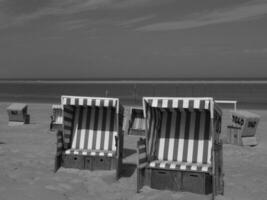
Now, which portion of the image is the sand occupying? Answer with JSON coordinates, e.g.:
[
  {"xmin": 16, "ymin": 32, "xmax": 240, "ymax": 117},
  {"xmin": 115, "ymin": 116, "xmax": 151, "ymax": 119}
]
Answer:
[{"xmin": 0, "ymin": 102, "xmax": 267, "ymax": 200}]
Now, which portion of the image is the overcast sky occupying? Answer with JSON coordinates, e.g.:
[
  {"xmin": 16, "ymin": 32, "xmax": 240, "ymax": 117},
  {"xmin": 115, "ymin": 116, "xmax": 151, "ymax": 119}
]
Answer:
[{"xmin": 0, "ymin": 0, "xmax": 267, "ymax": 79}]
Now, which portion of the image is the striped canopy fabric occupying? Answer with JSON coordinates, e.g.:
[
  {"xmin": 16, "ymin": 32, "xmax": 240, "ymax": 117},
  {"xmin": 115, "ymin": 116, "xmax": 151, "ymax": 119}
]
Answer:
[
  {"xmin": 62, "ymin": 96, "xmax": 123, "ymax": 156},
  {"xmin": 52, "ymin": 104, "xmax": 63, "ymax": 124},
  {"xmin": 143, "ymin": 97, "xmax": 222, "ymax": 172},
  {"xmin": 130, "ymin": 108, "xmax": 145, "ymax": 131}
]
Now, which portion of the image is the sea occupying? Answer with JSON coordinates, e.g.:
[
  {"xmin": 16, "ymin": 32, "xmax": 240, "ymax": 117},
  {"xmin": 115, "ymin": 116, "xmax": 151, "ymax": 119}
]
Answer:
[{"xmin": 1, "ymin": 80, "xmax": 267, "ymax": 108}]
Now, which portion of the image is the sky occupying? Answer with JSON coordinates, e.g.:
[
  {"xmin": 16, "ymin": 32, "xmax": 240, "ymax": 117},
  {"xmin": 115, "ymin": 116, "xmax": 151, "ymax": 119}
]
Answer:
[{"xmin": 0, "ymin": 0, "xmax": 267, "ymax": 79}]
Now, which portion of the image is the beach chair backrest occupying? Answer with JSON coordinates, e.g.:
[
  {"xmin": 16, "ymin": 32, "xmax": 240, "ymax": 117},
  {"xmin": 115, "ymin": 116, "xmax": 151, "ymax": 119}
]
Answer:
[
  {"xmin": 143, "ymin": 97, "xmax": 222, "ymax": 165},
  {"xmin": 52, "ymin": 104, "xmax": 63, "ymax": 124},
  {"xmin": 62, "ymin": 96, "xmax": 123, "ymax": 151}
]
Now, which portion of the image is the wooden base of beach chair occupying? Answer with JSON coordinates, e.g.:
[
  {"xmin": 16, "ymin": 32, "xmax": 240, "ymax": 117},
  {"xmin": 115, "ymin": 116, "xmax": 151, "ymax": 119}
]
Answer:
[
  {"xmin": 93, "ymin": 157, "xmax": 113, "ymax": 170},
  {"xmin": 182, "ymin": 172, "xmax": 212, "ymax": 194},
  {"xmin": 62, "ymin": 154, "xmax": 85, "ymax": 169},
  {"xmin": 227, "ymin": 126, "xmax": 258, "ymax": 146},
  {"xmin": 150, "ymin": 169, "xmax": 182, "ymax": 191}
]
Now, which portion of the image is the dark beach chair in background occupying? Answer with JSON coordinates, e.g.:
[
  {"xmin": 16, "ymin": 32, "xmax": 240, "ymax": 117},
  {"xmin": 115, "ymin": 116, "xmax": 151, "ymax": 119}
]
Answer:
[
  {"xmin": 227, "ymin": 110, "xmax": 260, "ymax": 146},
  {"xmin": 128, "ymin": 107, "xmax": 146, "ymax": 136},
  {"xmin": 137, "ymin": 97, "xmax": 224, "ymax": 199},
  {"xmin": 55, "ymin": 96, "xmax": 124, "ymax": 179},
  {"xmin": 7, "ymin": 103, "xmax": 30, "ymax": 126},
  {"xmin": 50, "ymin": 104, "xmax": 63, "ymax": 131}
]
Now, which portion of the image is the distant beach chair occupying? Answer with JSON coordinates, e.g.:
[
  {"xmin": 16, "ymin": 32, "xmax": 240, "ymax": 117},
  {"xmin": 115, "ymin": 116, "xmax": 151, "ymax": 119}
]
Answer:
[
  {"xmin": 50, "ymin": 104, "xmax": 63, "ymax": 131},
  {"xmin": 7, "ymin": 103, "xmax": 30, "ymax": 126},
  {"xmin": 128, "ymin": 107, "xmax": 145, "ymax": 136},
  {"xmin": 137, "ymin": 97, "xmax": 224, "ymax": 199},
  {"xmin": 227, "ymin": 110, "xmax": 260, "ymax": 146},
  {"xmin": 55, "ymin": 96, "xmax": 124, "ymax": 179}
]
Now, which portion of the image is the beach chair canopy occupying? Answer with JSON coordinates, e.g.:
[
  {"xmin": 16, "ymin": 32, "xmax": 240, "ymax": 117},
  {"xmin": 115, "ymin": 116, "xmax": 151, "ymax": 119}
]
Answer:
[
  {"xmin": 7, "ymin": 103, "xmax": 27, "ymax": 112},
  {"xmin": 52, "ymin": 104, "xmax": 63, "ymax": 125},
  {"xmin": 130, "ymin": 107, "xmax": 145, "ymax": 131},
  {"xmin": 62, "ymin": 96, "xmax": 124, "ymax": 157},
  {"xmin": 143, "ymin": 97, "xmax": 222, "ymax": 173}
]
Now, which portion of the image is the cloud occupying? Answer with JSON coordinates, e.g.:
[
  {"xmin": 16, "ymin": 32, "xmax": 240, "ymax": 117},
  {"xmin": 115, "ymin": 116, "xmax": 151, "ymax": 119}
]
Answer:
[
  {"xmin": 136, "ymin": 0, "xmax": 267, "ymax": 31},
  {"xmin": 243, "ymin": 48, "xmax": 267, "ymax": 54}
]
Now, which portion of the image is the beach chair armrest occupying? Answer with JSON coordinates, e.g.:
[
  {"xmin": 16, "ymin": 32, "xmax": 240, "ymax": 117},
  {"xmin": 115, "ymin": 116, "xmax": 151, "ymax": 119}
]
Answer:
[
  {"xmin": 56, "ymin": 130, "xmax": 64, "ymax": 155},
  {"xmin": 137, "ymin": 138, "xmax": 147, "ymax": 168}
]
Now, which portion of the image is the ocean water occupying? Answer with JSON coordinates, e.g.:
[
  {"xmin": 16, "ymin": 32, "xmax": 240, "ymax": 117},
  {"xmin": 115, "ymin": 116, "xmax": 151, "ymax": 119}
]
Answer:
[{"xmin": 0, "ymin": 81, "xmax": 267, "ymax": 107}]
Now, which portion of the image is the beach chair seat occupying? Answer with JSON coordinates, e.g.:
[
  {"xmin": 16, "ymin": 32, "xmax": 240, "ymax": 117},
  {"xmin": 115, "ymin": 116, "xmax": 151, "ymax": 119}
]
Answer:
[
  {"xmin": 55, "ymin": 96, "xmax": 124, "ymax": 179},
  {"xmin": 64, "ymin": 149, "xmax": 116, "ymax": 157},
  {"xmin": 148, "ymin": 160, "xmax": 211, "ymax": 172},
  {"xmin": 137, "ymin": 97, "xmax": 224, "ymax": 199}
]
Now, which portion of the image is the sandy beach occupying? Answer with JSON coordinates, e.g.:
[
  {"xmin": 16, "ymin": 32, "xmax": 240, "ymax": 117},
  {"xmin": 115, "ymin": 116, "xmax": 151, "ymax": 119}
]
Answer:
[{"xmin": 0, "ymin": 102, "xmax": 267, "ymax": 200}]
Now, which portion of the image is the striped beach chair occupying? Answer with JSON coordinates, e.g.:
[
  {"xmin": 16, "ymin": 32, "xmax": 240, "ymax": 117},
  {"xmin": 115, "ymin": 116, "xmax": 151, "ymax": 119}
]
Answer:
[
  {"xmin": 128, "ymin": 107, "xmax": 146, "ymax": 136},
  {"xmin": 137, "ymin": 97, "xmax": 223, "ymax": 198},
  {"xmin": 51, "ymin": 104, "xmax": 63, "ymax": 131},
  {"xmin": 55, "ymin": 96, "xmax": 124, "ymax": 179}
]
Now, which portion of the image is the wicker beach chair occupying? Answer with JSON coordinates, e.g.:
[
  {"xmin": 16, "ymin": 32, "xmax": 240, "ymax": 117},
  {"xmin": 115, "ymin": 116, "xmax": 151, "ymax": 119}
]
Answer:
[
  {"xmin": 55, "ymin": 96, "xmax": 124, "ymax": 179},
  {"xmin": 7, "ymin": 103, "xmax": 30, "ymax": 126},
  {"xmin": 128, "ymin": 107, "xmax": 146, "ymax": 136},
  {"xmin": 137, "ymin": 97, "xmax": 224, "ymax": 199},
  {"xmin": 50, "ymin": 104, "xmax": 63, "ymax": 131}
]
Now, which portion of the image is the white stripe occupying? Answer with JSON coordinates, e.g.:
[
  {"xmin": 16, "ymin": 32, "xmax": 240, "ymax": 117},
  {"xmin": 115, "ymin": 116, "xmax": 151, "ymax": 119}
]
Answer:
[
  {"xmin": 104, "ymin": 108, "xmax": 111, "ymax": 151},
  {"xmin": 159, "ymin": 161, "xmax": 167, "ymax": 168},
  {"xmin": 158, "ymin": 112, "xmax": 168, "ymax": 160},
  {"xmin": 79, "ymin": 98, "xmax": 83, "ymax": 105},
  {"xmin": 194, "ymin": 100, "xmax": 200, "ymax": 109},
  {"xmin": 64, "ymin": 121, "xmax": 72, "ymax": 128},
  {"xmin": 104, "ymin": 99, "xmax": 109, "ymax": 107},
  {"xmin": 149, "ymin": 161, "xmax": 156, "ymax": 167},
  {"xmin": 152, "ymin": 99, "xmax": 158, "ymax": 107},
  {"xmin": 187, "ymin": 112, "xmax": 196, "ymax": 163},
  {"xmin": 138, "ymin": 145, "xmax": 146, "ymax": 150},
  {"xmin": 162, "ymin": 99, "xmax": 168, "ymax": 108},
  {"xmin": 64, "ymin": 112, "xmax": 73, "ymax": 119},
  {"xmin": 79, "ymin": 107, "xmax": 87, "ymax": 149},
  {"xmin": 65, "ymin": 149, "xmax": 71, "ymax": 154},
  {"xmin": 71, "ymin": 107, "xmax": 80, "ymax": 149},
  {"xmin": 180, "ymin": 164, "xmax": 186, "ymax": 170},
  {"xmin": 113, "ymin": 100, "xmax": 117, "ymax": 107},
  {"xmin": 95, "ymin": 131, "xmax": 102, "ymax": 150},
  {"xmin": 172, "ymin": 99, "xmax": 178, "ymax": 108},
  {"xmin": 177, "ymin": 111, "xmax": 186, "ymax": 162},
  {"xmin": 139, "ymin": 153, "xmax": 147, "ymax": 160},
  {"xmin": 170, "ymin": 163, "xmax": 176, "ymax": 169},
  {"xmin": 74, "ymin": 150, "xmax": 79, "ymax": 155},
  {"xmin": 191, "ymin": 165, "xmax": 197, "ymax": 171},
  {"xmin": 82, "ymin": 151, "xmax": 88, "ymax": 155},
  {"xmin": 202, "ymin": 166, "xmax": 208, "ymax": 172},
  {"xmin": 107, "ymin": 152, "xmax": 113, "ymax": 157},
  {"xmin": 63, "ymin": 97, "xmax": 67, "ymax": 105},
  {"xmin": 197, "ymin": 112, "xmax": 205, "ymax": 163},
  {"xmin": 96, "ymin": 99, "xmax": 101, "ymax": 106},
  {"xmin": 99, "ymin": 152, "xmax": 104, "ymax": 156},
  {"xmin": 205, "ymin": 100, "xmax": 209, "ymax": 109},
  {"xmin": 90, "ymin": 151, "xmax": 96, "ymax": 156},
  {"xmin": 70, "ymin": 97, "xmax": 75, "ymax": 105},
  {"xmin": 183, "ymin": 99, "xmax": 189, "ymax": 108},
  {"xmin": 207, "ymin": 139, "xmax": 212, "ymax": 164},
  {"xmin": 167, "ymin": 112, "xmax": 176, "ymax": 161},
  {"xmin": 87, "ymin": 98, "xmax": 92, "ymax": 106}
]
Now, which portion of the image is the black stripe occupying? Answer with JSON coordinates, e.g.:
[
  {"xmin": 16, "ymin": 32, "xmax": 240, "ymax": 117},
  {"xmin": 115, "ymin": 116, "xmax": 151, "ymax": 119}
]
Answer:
[
  {"xmin": 158, "ymin": 99, "xmax": 163, "ymax": 107},
  {"xmin": 202, "ymin": 111, "xmax": 210, "ymax": 164},
  {"xmin": 139, "ymin": 157, "xmax": 147, "ymax": 164},
  {"xmin": 167, "ymin": 100, "xmax": 172, "ymax": 108},
  {"xmin": 83, "ymin": 98, "xmax": 87, "ymax": 106},
  {"xmin": 64, "ymin": 117, "xmax": 72, "ymax": 122},
  {"xmin": 172, "ymin": 111, "xmax": 181, "ymax": 161},
  {"xmin": 75, "ymin": 98, "xmax": 79, "ymax": 105},
  {"xmin": 182, "ymin": 110, "xmax": 191, "ymax": 162},
  {"xmin": 64, "ymin": 106, "xmax": 73, "ymax": 114},
  {"xmin": 139, "ymin": 148, "xmax": 146, "ymax": 154},
  {"xmin": 100, "ymin": 108, "xmax": 107, "ymax": 150},
  {"xmin": 200, "ymin": 100, "xmax": 205, "ymax": 110},
  {"xmin": 192, "ymin": 111, "xmax": 200, "ymax": 163},
  {"xmin": 100, "ymin": 99, "xmax": 105, "ymax": 107},
  {"xmin": 91, "ymin": 99, "xmax": 96, "ymax": 107},
  {"xmin": 189, "ymin": 100, "xmax": 194, "ymax": 109},
  {"xmin": 178, "ymin": 100, "xmax": 183, "ymax": 109},
  {"xmin": 66, "ymin": 98, "xmax": 71, "ymax": 105},
  {"xmin": 108, "ymin": 108, "xmax": 115, "ymax": 151}
]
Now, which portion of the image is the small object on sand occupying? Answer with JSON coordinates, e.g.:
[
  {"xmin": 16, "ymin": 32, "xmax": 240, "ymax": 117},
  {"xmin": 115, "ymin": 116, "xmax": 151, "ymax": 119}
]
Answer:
[
  {"xmin": 227, "ymin": 110, "xmax": 260, "ymax": 146},
  {"xmin": 7, "ymin": 103, "xmax": 30, "ymax": 126},
  {"xmin": 137, "ymin": 97, "xmax": 224, "ymax": 199}
]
